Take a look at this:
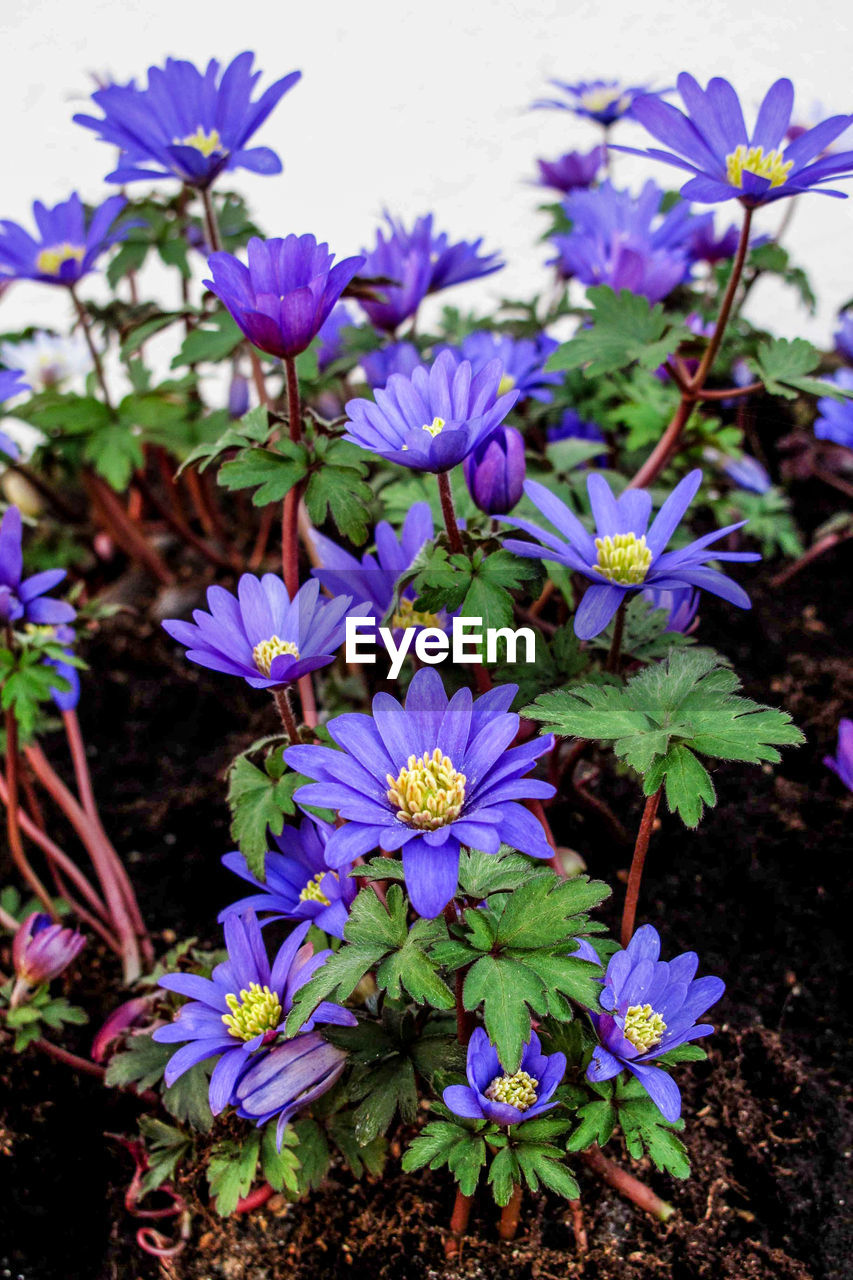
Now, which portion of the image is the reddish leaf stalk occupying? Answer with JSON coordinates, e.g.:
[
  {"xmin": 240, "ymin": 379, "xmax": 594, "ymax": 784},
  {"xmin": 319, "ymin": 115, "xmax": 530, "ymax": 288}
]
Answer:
[
  {"xmin": 498, "ymin": 1183, "xmax": 523, "ymax": 1240},
  {"xmin": 437, "ymin": 471, "xmax": 464, "ymax": 553},
  {"xmin": 581, "ymin": 1146, "xmax": 674, "ymax": 1221},
  {"xmin": 445, "ymin": 1189, "xmax": 474, "ymax": 1257},
  {"xmin": 3, "ymin": 709, "xmax": 55, "ymax": 913},
  {"xmin": 84, "ymin": 471, "xmax": 174, "ymax": 586},
  {"xmin": 273, "ymin": 686, "xmax": 301, "ymax": 744},
  {"xmin": 621, "ymin": 787, "xmax": 662, "ymax": 948}
]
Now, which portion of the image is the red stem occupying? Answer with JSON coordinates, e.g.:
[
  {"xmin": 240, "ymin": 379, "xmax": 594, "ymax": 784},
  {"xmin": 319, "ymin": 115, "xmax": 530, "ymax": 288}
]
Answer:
[
  {"xmin": 620, "ymin": 788, "xmax": 662, "ymax": 948},
  {"xmin": 570, "ymin": 1195, "xmax": 588, "ymax": 1254},
  {"xmin": 273, "ymin": 686, "xmax": 300, "ymax": 744},
  {"xmin": 34, "ymin": 1037, "xmax": 160, "ymax": 1105},
  {"xmin": 581, "ymin": 1147, "xmax": 674, "ymax": 1221},
  {"xmin": 3, "ymin": 709, "xmax": 54, "ymax": 913},
  {"xmin": 498, "ymin": 1184, "xmax": 523, "ymax": 1241},
  {"xmin": 445, "ymin": 1188, "xmax": 474, "ymax": 1257},
  {"xmin": 84, "ymin": 471, "xmax": 174, "ymax": 586},
  {"xmin": 233, "ymin": 1182, "xmax": 274, "ymax": 1214},
  {"xmin": 437, "ymin": 471, "xmax": 463, "ymax": 553}
]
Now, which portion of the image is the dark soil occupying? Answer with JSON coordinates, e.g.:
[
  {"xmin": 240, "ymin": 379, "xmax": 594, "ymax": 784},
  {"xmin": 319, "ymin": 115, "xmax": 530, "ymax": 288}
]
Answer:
[{"xmin": 1, "ymin": 475, "xmax": 851, "ymax": 1280}]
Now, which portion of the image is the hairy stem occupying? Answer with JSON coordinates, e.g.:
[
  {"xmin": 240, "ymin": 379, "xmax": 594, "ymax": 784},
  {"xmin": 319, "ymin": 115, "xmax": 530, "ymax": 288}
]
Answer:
[
  {"xmin": 273, "ymin": 686, "xmax": 300, "ymax": 744},
  {"xmin": 437, "ymin": 471, "xmax": 464, "ymax": 553},
  {"xmin": 621, "ymin": 787, "xmax": 662, "ymax": 947},
  {"xmin": 605, "ymin": 597, "xmax": 628, "ymax": 674}
]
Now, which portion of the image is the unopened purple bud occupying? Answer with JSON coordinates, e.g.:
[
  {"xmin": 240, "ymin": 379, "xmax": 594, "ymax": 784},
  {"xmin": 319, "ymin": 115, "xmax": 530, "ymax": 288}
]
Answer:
[
  {"xmin": 12, "ymin": 912, "xmax": 85, "ymax": 988},
  {"xmin": 463, "ymin": 425, "xmax": 525, "ymax": 515},
  {"xmin": 92, "ymin": 994, "xmax": 157, "ymax": 1062},
  {"xmin": 227, "ymin": 373, "xmax": 250, "ymax": 419},
  {"xmin": 824, "ymin": 718, "xmax": 853, "ymax": 792},
  {"xmin": 721, "ymin": 453, "xmax": 772, "ymax": 494}
]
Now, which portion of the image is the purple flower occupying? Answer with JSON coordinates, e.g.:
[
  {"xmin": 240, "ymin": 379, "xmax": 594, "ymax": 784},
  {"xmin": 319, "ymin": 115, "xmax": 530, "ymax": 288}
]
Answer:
[
  {"xmin": 0, "ymin": 370, "xmax": 28, "ymax": 460},
  {"xmin": 227, "ymin": 372, "xmax": 250, "ymax": 419},
  {"xmin": 361, "ymin": 341, "xmax": 422, "ymax": 390},
  {"xmin": 814, "ymin": 370, "xmax": 853, "ymax": 447},
  {"xmin": 316, "ymin": 304, "xmax": 358, "ymax": 372},
  {"xmin": 503, "ymin": 470, "xmax": 759, "ymax": 640},
  {"xmin": 547, "ymin": 409, "xmax": 607, "ymax": 463},
  {"xmin": 12, "ymin": 912, "xmax": 85, "ymax": 990},
  {"xmin": 535, "ymin": 147, "xmax": 606, "ymax": 194},
  {"xmin": 835, "ymin": 310, "xmax": 853, "ymax": 362},
  {"xmin": 204, "ymin": 235, "xmax": 365, "ymax": 360},
  {"xmin": 0, "ymin": 193, "xmax": 128, "ymax": 285},
  {"xmin": 720, "ymin": 453, "xmax": 772, "ymax": 494},
  {"xmin": 234, "ymin": 1030, "xmax": 349, "ymax": 1147},
  {"xmin": 152, "ymin": 911, "xmax": 355, "ymax": 1116},
  {"xmin": 587, "ymin": 924, "xmax": 724, "ymax": 1122},
  {"xmin": 443, "ymin": 331, "xmax": 561, "ymax": 404},
  {"xmin": 74, "ymin": 52, "xmax": 300, "ymax": 187},
  {"xmin": 285, "ymin": 668, "xmax": 555, "ymax": 918},
  {"xmin": 312, "ymin": 502, "xmax": 446, "ymax": 637},
  {"xmin": 824, "ymin": 718, "xmax": 853, "ymax": 792},
  {"xmin": 532, "ymin": 80, "xmax": 667, "ymax": 127},
  {"xmin": 342, "ymin": 349, "xmax": 518, "ymax": 473},
  {"xmin": 464, "ymin": 425, "xmax": 526, "ymax": 515},
  {"xmin": 162, "ymin": 574, "xmax": 369, "ymax": 690},
  {"xmin": 0, "ymin": 507, "xmax": 75, "ymax": 627},
  {"xmin": 685, "ymin": 214, "xmax": 740, "ymax": 264},
  {"xmin": 443, "ymin": 1028, "xmax": 566, "ymax": 1125},
  {"xmin": 642, "ymin": 587, "xmax": 700, "ymax": 634},
  {"xmin": 42, "ymin": 623, "xmax": 80, "ymax": 712},
  {"xmin": 623, "ymin": 74, "xmax": 853, "ymax": 206},
  {"xmin": 549, "ymin": 181, "xmax": 696, "ymax": 302},
  {"xmin": 219, "ymin": 815, "xmax": 356, "ymax": 940}
]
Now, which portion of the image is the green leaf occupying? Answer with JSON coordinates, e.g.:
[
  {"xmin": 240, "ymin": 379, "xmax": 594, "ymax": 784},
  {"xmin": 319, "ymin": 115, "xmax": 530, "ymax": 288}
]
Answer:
[
  {"xmin": 495, "ymin": 875, "xmax": 611, "ymax": 950},
  {"xmin": 349, "ymin": 1056, "xmax": 419, "ymax": 1144},
  {"xmin": 326, "ymin": 1112, "xmax": 387, "ymax": 1180},
  {"xmin": 566, "ymin": 1099, "xmax": 617, "ymax": 1152},
  {"xmin": 260, "ymin": 1122, "xmax": 300, "ymax": 1195},
  {"xmin": 403, "ymin": 1121, "xmax": 487, "ymax": 1196},
  {"xmin": 105, "ymin": 1033, "xmax": 172, "ymax": 1092},
  {"xmin": 619, "ymin": 1093, "xmax": 690, "ymax": 1179},
  {"xmin": 749, "ymin": 337, "xmax": 851, "ymax": 401},
  {"xmin": 120, "ymin": 313, "xmax": 184, "ymax": 359},
  {"xmin": 218, "ymin": 441, "xmax": 309, "ymax": 506},
  {"xmin": 515, "ymin": 1142, "xmax": 580, "ymax": 1200},
  {"xmin": 547, "ymin": 288, "xmax": 691, "ymax": 378},
  {"xmin": 83, "ymin": 423, "xmax": 145, "ymax": 489},
  {"xmin": 291, "ymin": 1118, "xmax": 333, "ymax": 1194},
  {"xmin": 304, "ymin": 438, "xmax": 373, "ymax": 545},
  {"xmin": 178, "ymin": 404, "xmax": 271, "ymax": 475},
  {"xmin": 487, "ymin": 1145, "xmax": 520, "ymax": 1206},
  {"xmin": 171, "ymin": 310, "xmax": 244, "ymax": 367},
  {"xmin": 138, "ymin": 1117, "xmax": 192, "ymax": 1194},
  {"xmin": 227, "ymin": 754, "xmax": 302, "ymax": 878},
  {"xmin": 162, "ymin": 1059, "xmax": 215, "ymax": 1133},
  {"xmin": 463, "ymin": 955, "xmax": 547, "ymax": 1073},
  {"xmin": 207, "ymin": 1132, "xmax": 261, "ymax": 1216},
  {"xmin": 456, "ymin": 847, "xmax": 552, "ymax": 899}
]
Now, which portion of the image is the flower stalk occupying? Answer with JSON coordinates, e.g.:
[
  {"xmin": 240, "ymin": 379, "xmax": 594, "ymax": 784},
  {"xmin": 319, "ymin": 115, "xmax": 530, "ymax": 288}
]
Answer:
[{"xmin": 621, "ymin": 787, "xmax": 663, "ymax": 948}]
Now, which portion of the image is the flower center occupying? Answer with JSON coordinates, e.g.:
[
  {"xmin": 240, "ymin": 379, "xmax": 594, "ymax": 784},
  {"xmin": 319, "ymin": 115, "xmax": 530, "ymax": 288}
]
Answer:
[
  {"xmin": 386, "ymin": 748, "xmax": 466, "ymax": 830},
  {"xmin": 485, "ymin": 1070, "xmax": 539, "ymax": 1111},
  {"xmin": 593, "ymin": 533, "xmax": 652, "ymax": 585},
  {"xmin": 298, "ymin": 871, "xmax": 334, "ymax": 906},
  {"xmin": 497, "ymin": 373, "xmax": 516, "ymax": 396},
  {"xmin": 35, "ymin": 243, "xmax": 86, "ymax": 276},
  {"xmin": 180, "ymin": 126, "xmax": 224, "ymax": 157},
  {"xmin": 252, "ymin": 635, "xmax": 300, "ymax": 677},
  {"xmin": 581, "ymin": 87, "xmax": 627, "ymax": 114},
  {"xmin": 390, "ymin": 597, "xmax": 441, "ymax": 631},
  {"xmin": 622, "ymin": 1003, "xmax": 667, "ymax": 1053},
  {"xmin": 725, "ymin": 145, "xmax": 793, "ymax": 190},
  {"xmin": 422, "ymin": 416, "xmax": 446, "ymax": 438},
  {"xmin": 222, "ymin": 982, "xmax": 282, "ymax": 1041}
]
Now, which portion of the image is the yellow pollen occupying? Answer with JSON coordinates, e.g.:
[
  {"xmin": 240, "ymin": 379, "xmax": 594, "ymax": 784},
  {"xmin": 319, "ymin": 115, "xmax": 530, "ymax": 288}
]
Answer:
[
  {"xmin": 24, "ymin": 624, "xmax": 57, "ymax": 641},
  {"xmin": 422, "ymin": 416, "xmax": 446, "ymax": 438},
  {"xmin": 253, "ymin": 635, "xmax": 300, "ymax": 677},
  {"xmin": 622, "ymin": 1003, "xmax": 667, "ymax": 1053},
  {"xmin": 222, "ymin": 982, "xmax": 282, "ymax": 1042},
  {"xmin": 593, "ymin": 532, "xmax": 652, "ymax": 585},
  {"xmin": 181, "ymin": 126, "xmax": 224, "ymax": 157},
  {"xmin": 497, "ymin": 374, "xmax": 516, "ymax": 396},
  {"xmin": 581, "ymin": 87, "xmax": 628, "ymax": 114},
  {"xmin": 390, "ymin": 597, "xmax": 441, "ymax": 631},
  {"xmin": 725, "ymin": 144, "xmax": 793, "ymax": 191},
  {"xmin": 298, "ymin": 871, "xmax": 334, "ymax": 906},
  {"xmin": 35, "ymin": 243, "xmax": 85, "ymax": 277},
  {"xmin": 386, "ymin": 747, "xmax": 466, "ymax": 830},
  {"xmin": 485, "ymin": 1070, "xmax": 539, "ymax": 1111}
]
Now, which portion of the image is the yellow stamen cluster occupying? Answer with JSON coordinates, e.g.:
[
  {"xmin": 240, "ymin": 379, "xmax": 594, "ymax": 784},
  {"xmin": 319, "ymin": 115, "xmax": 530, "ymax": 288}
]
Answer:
[
  {"xmin": 497, "ymin": 373, "xmax": 516, "ymax": 396},
  {"xmin": 390, "ymin": 597, "xmax": 441, "ymax": 631},
  {"xmin": 422, "ymin": 416, "xmax": 446, "ymax": 438},
  {"xmin": 593, "ymin": 532, "xmax": 653, "ymax": 585},
  {"xmin": 581, "ymin": 87, "xmax": 628, "ymax": 115},
  {"xmin": 222, "ymin": 982, "xmax": 282, "ymax": 1041},
  {"xmin": 725, "ymin": 145, "xmax": 793, "ymax": 191},
  {"xmin": 253, "ymin": 635, "xmax": 300, "ymax": 677},
  {"xmin": 298, "ymin": 871, "xmax": 333, "ymax": 906},
  {"xmin": 35, "ymin": 243, "xmax": 85, "ymax": 277},
  {"xmin": 623, "ymin": 1003, "xmax": 667, "ymax": 1053},
  {"xmin": 485, "ymin": 1069, "xmax": 539, "ymax": 1111},
  {"xmin": 386, "ymin": 748, "xmax": 466, "ymax": 830},
  {"xmin": 181, "ymin": 126, "xmax": 224, "ymax": 157}
]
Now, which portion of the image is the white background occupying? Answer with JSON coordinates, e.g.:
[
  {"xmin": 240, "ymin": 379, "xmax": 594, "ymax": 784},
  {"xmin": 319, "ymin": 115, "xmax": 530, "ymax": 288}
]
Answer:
[{"xmin": 2, "ymin": 0, "xmax": 852, "ymax": 344}]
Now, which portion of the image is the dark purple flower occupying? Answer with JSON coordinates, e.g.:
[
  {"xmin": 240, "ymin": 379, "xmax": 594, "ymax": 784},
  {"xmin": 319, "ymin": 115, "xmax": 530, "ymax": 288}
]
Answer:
[
  {"xmin": 361, "ymin": 341, "xmax": 422, "ymax": 389},
  {"xmin": 464, "ymin": 425, "xmax": 525, "ymax": 515},
  {"xmin": 443, "ymin": 1028, "xmax": 566, "ymax": 1125},
  {"xmin": 152, "ymin": 911, "xmax": 355, "ymax": 1115},
  {"xmin": 835, "ymin": 310, "xmax": 853, "ymax": 362},
  {"xmin": 12, "ymin": 912, "xmax": 85, "ymax": 992},
  {"xmin": 442, "ymin": 331, "xmax": 561, "ymax": 404},
  {"xmin": 503, "ymin": 470, "xmax": 759, "ymax": 639},
  {"xmin": 204, "ymin": 235, "xmax": 365, "ymax": 360},
  {"xmin": 0, "ymin": 507, "xmax": 75, "ymax": 627},
  {"xmin": 74, "ymin": 52, "xmax": 300, "ymax": 188},
  {"xmin": 219, "ymin": 815, "xmax": 356, "ymax": 940},
  {"xmin": 623, "ymin": 74, "xmax": 853, "ymax": 205},
  {"xmin": 0, "ymin": 193, "xmax": 128, "ymax": 285},
  {"xmin": 532, "ymin": 79, "xmax": 668, "ymax": 127},
  {"xmin": 316, "ymin": 304, "xmax": 359, "ymax": 372},
  {"xmin": 824, "ymin": 718, "xmax": 853, "ymax": 792},
  {"xmin": 685, "ymin": 214, "xmax": 740, "ymax": 264},
  {"xmin": 342, "ymin": 349, "xmax": 518, "ymax": 473},
  {"xmin": 642, "ymin": 587, "xmax": 700, "ymax": 634},
  {"xmin": 284, "ymin": 668, "xmax": 555, "ymax": 918},
  {"xmin": 162, "ymin": 574, "xmax": 370, "ymax": 690},
  {"xmin": 814, "ymin": 370, "xmax": 853, "ymax": 447},
  {"xmin": 234, "ymin": 1030, "xmax": 349, "ymax": 1147},
  {"xmin": 586, "ymin": 924, "xmax": 724, "ymax": 1122},
  {"xmin": 535, "ymin": 147, "xmax": 606, "ymax": 193}
]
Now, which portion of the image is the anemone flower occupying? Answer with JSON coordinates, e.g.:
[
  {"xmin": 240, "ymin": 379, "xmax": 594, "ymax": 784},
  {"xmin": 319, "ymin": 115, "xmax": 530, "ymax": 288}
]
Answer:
[
  {"xmin": 0, "ymin": 507, "xmax": 76, "ymax": 627},
  {"xmin": 443, "ymin": 1028, "xmax": 566, "ymax": 1125},
  {"xmin": 0, "ymin": 193, "xmax": 128, "ymax": 285}
]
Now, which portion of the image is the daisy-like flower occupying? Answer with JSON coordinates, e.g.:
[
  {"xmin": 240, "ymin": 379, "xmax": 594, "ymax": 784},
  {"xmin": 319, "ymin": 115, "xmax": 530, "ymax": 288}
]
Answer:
[
  {"xmin": 824, "ymin": 718, "xmax": 853, "ymax": 793},
  {"xmin": 0, "ymin": 332, "xmax": 92, "ymax": 393},
  {"xmin": 586, "ymin": 924, "xmax": 724, "ymax": 1122},
  {"xmin": 532, "ymin": 79, "xmax": 666, "ymax": 127},
  {"xmin": 0, "ymin": 507, "xmax": 76, "ymax": 627},
  {"xmin": 814, "ymin": 370, "xmax": 853, "ymax": 448},
  {"xmin": 73, "ymin": 52, "xmax": 300, "ymax": 187},
  {"xmin": 443, "ymin": 1029, "xmax": 566, "ymax": 1125},
  {"xmin": 312, "ymin": 502, "xmax": 448, "ymax": 638},
  {"xmin": 441, "ymin": 331, "xmax": 561, "ymax": 404},
  {"xmin": 152, "ymin": 911, "xmax": 355, "ymax": 1115},
  {"xmin": 534, "ymin": 147, "xmax": 606, "ymax": 194},
  {"xmin": 284, "ymin": 667, "xmax": 555, "ymax": 918},
  {"xmin": 162, "ymin": 574, "xmax": 370, "ymax": 690},
  {"xmin": 0, "ymin": 370, "xmax": 29, "ymax": 459},
  {"xmin": 0, "ymin": 193, "xmax": 128, "ymax": 286},
  {"xmin": 219, "ymin": 815, "xmax": 356, "ymax": 940},
  {"xmin": 623, "ymin": 74, "xmax": 853, "ymax": 206},
  {"xmin": 503, "ymin": 470, "xmax": 759, "ymax": 639},
  {"xmin": 205, "ymin": 235, "xmax": 365, "ymax": 360},
  {"xmin": 342, "ymin": 349, "xmax": 518, "ymax": 473}
]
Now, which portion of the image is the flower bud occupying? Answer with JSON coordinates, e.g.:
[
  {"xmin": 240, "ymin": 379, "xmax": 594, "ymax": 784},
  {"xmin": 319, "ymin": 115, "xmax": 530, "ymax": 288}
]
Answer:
[
  {"xmin": 463, "ymin": 425, "xmax": 525, "ymax": 515},
  {"xmin": 227, "ymin": 372, "xmax": 250, "ymax": 420},
  {"xmin": 12, "ymin": 912, "xmax": 85, "ymax": 991}
]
